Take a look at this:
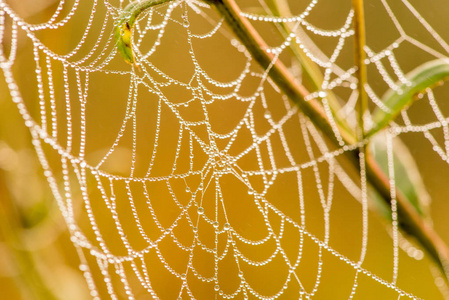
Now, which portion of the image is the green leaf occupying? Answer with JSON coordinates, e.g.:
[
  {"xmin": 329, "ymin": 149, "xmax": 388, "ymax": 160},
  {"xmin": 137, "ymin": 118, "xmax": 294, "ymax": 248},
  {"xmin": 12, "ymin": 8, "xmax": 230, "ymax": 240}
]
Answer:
[
  {"xmin": 370, "ymin": 133, "xmax": 430, "ymax": 218},
  {"xmin": 368, "ymin": 58, "xmax": 449, "ymax": 137}
]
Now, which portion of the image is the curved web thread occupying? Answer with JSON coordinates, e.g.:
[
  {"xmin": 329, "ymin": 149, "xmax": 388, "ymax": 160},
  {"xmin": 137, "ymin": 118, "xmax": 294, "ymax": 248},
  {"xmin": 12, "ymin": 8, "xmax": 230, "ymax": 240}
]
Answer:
[{"xmin": 1, "ymin": 0, "xmax": 449, "ymax": 299}]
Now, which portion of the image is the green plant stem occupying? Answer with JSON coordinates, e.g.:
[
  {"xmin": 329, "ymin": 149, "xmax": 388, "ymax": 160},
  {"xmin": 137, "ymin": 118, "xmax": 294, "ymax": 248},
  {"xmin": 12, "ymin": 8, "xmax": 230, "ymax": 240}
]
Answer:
[{"xmin": 352, "ymin": 0, "xmax": 368, "ymax": 140}]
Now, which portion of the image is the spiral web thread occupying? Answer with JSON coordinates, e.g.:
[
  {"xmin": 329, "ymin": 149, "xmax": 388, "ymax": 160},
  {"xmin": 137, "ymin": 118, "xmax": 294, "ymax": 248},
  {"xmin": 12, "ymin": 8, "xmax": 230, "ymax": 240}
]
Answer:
[{"xmin": 1, "ymin": 0, "xmax": 449, "ymax": 299}]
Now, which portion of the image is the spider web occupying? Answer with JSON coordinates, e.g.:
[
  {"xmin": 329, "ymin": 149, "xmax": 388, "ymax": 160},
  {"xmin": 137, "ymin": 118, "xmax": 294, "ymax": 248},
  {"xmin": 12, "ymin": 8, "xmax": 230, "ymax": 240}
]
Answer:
[{"xmin": 1, "ymin": 0, "xmax": 449, "ymax": 299}]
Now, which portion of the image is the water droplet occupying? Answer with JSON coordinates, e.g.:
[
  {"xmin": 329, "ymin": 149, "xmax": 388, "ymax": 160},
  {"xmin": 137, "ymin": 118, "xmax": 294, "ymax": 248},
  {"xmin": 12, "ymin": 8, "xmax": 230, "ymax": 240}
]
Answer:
[
  {"xmin": 264, "ymin": 111, "xmax": 271, "ymax": 119},
  {"xmin": 318, "ymin": 91, "xmax": 327, "ymax": 98},
  {"xmin": 223, "ymin": 223, "xmax": 230, "ymax": 231}
]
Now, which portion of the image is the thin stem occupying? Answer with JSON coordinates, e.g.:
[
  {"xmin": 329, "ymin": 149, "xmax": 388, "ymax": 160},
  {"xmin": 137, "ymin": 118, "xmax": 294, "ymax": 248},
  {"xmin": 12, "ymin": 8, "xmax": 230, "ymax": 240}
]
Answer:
[
  {"xmin": 352, "ymin": 0, "xmax": 368, "ymax": 140},
  {"xmin": 352, "ymin": 0, "xmax": 369, "ymax": 279}
]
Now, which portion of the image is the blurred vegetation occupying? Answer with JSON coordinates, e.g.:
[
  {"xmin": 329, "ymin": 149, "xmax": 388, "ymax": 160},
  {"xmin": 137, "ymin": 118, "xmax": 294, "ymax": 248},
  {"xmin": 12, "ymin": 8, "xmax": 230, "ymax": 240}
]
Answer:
[{"xmin": 0, "ymin": 1, "xmax": 90, "ymax": 299}]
